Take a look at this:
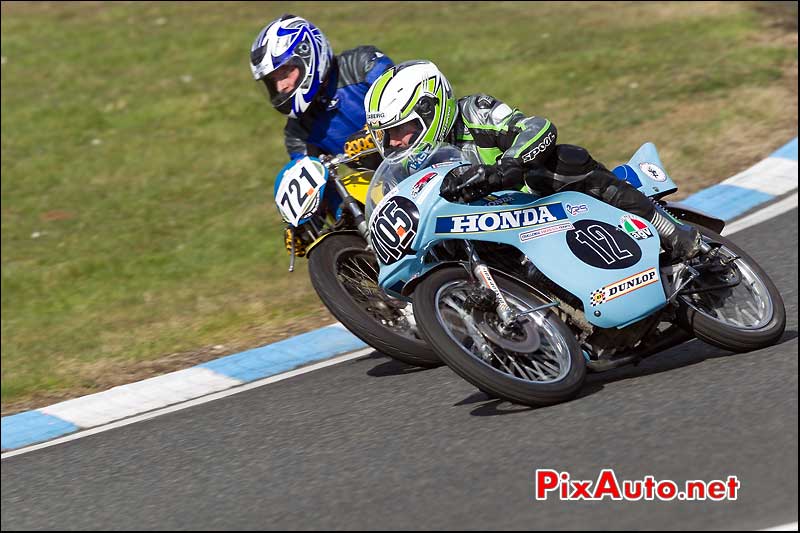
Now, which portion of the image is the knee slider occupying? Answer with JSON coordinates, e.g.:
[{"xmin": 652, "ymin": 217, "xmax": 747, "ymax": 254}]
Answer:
[
  {"xmin": 601, "ymin": 184, "xmax": 621, "ymax": 204},
  {"xmin": 550, "ymin": 144, "xmax": 601, "ymax": 175}
]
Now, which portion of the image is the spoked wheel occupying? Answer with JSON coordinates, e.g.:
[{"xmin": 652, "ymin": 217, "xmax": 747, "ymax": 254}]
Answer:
[
  {"xmin": 308, "ymin": 233, "xmax": 441, "ymax": 367},
  {"xmin": 413, "ymin": 266, "xmax": 585, "ymax": 406},
  {"xmin": 335, "ymin": 246, "xmax": 422, "ymax": 339},
  {"xmin": 676, "ymin": 225, "xmax": 786, "ymax": 352}
]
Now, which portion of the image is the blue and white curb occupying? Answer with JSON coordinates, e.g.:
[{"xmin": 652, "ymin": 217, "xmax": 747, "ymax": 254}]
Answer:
[
  {"xmin": 2, "ymin": 137, "xmax": 797, "ymax": 452},
  {"xmin": 1, "ymin": 411, "xmax": 79, "ymax": 451},
  {"xmin": 198, "ymin": 324, "xmax": 369, "ymax": 382},
  {"xmin": 2, "ymin": 323, "xmax": 368, "ymax": 451},
  {"xmin": 679, "ymin": 138, "xmax": 797, "ymax": 220}
]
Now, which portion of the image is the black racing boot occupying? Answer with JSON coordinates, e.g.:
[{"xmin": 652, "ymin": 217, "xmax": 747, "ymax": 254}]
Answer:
[{"xmin": 648, "ymin": 203, "xmax": 703, "ymax": 262}]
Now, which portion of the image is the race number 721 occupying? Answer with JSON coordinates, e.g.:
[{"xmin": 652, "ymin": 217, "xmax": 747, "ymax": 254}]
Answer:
[{"xmin": 276, "ymin": 157, "xmax": 327, "ymax": 225}]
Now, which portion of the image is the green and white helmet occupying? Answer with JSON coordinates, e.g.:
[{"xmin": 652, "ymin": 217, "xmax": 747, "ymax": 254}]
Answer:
[{"xmin": 364, "ymin": 60, "xmax": 457, "ymax": 171}]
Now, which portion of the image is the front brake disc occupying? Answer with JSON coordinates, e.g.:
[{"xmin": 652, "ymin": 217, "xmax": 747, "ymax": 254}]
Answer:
[{"xmin": 474, "ymin": 311, "xmax": 541, "ymax": 353}]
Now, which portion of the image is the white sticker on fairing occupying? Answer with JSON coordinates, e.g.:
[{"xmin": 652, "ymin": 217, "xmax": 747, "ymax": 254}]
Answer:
[
  {"xmin": 565, "ymin": 203, "xmax": 589, "ymax": 216},
  {"xmin": 519, "ymin": 222, "xmax": 574, "ymax": 242},
  {"xmin": 619, "ymin": 215, "xmax": 654, "ymax": 240},
  {"xmin": 590, "ymin": 267, "xmax": 659, "ymax": 307},
  {"xmin": 275, "ymin": 157, "xmax": 327, "ymax": 226},
  {"xmin": 639, "ymin": 162, "xmax": 667, "ymax": 182},
  {"xmin": 411, "ymin": 172, "xmax": 437, "ymax": 198}
]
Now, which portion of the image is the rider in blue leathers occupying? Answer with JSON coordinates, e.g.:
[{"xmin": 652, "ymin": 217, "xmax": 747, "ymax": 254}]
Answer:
[
  {"xmin": 250, "ymin": 14, "xmax": 394, "ymax": 253},
  {"xmin": 249, "ymin": 14, "xmax": 393, "ymax": 165}
]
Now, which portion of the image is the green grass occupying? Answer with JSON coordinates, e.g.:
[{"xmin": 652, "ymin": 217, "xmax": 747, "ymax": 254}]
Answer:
[{"xmin": 1, "ymin": 1, "xmax": 797, "ymax": 410}]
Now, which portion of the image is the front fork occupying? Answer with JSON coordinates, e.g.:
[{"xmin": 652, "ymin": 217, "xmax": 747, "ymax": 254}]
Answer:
[
  {"xmin": 330, "ymin": 172, "xmax": 369, "ymax": 239},
  {"xmin": 285, "ymin": 171, "xmax": 371, "ymax": 273},
  {"xmin": 463, "ymin": 241, "xmax": 558, "ymax": 328},
  {"xmin": 324, "ymin": 149, "xmax": 379, "ymax": 242},
  {"xmin": 465, "ymin": 241, "xmax": 516, "ymax": 324}
]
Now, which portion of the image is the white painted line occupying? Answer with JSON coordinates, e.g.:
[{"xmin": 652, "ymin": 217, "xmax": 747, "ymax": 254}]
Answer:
[
  {"xmin": 723, "ymin": 192, "xmax": 798, "ymax": 236},
  {"xmin": 4, "ymin": 190, "xmax": 798, "ymax": 459},
  {"xmin": 1, "ymin": 347, "xmax": 374, "ymax": 460},
  {"xmin": 760, "ymin": 521, "xmax": 798, "ymax": 531}
]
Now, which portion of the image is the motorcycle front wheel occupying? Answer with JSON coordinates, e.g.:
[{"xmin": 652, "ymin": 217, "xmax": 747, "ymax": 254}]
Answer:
[
  {"xmin": 413, "ymin": 266, "xmax": 585, "ymax": 406},
  {"xmin": 308, "ymin": 233, "xmax": 442, "ymax": 368}
]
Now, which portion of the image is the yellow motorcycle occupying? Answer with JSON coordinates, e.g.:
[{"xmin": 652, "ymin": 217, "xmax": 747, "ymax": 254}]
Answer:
[{"xmin": 273, "ymin": 140, "xmax": 440, "ymax": 368}]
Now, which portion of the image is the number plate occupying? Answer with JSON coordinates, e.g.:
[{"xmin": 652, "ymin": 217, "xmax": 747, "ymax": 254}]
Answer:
[
  {"xmin": 369, "ymin": 196, "xmax": 419, "ymax": 265},
  {"xmin": 274, "ymin": 157, "xmax": 328, "ymax": 226},
  {"xmin": 565, "ymin": 219, "xmax": 642, "ymax": 269}
]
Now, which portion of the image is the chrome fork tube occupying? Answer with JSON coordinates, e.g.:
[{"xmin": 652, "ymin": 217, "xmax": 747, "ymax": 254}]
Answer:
[
  {"xmin": 330, "ymin": 169, "xmax": 369, "ymax": 239},
  {"xmin": 464, "ymin": 242, "xmax": 515, "ymax": 325}
]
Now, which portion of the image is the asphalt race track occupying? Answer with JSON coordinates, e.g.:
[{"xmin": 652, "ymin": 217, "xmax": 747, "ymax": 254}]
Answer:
[{"xmin": 2, "ymin": 208, "xmax": 797, "ymax": 530}]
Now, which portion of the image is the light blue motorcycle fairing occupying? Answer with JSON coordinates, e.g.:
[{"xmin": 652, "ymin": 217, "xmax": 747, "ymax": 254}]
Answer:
[
  {"xmin": 611, "ymin": 142, "xmax": 678, "ymax": 198},
  {"xmin": 373, "ymin": 161, "xmax": 667, "ymax": 329}
]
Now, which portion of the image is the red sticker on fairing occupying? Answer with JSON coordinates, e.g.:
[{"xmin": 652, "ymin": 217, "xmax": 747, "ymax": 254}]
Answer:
[
  {"xmin": 411, "ymin": 172, "xmax": 437, "ymax": 198},
  {"xmin": 619, "ymin": 215, "xmax": 654, "ymax": 240}
]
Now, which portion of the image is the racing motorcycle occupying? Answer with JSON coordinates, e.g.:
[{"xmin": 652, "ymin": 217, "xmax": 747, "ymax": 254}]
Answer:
[
  {"xmin": 364, "ymin": 143, "xmax": 786, "ymax": 406},
  {"xmin": 273, "ymin": 141, "xmax": 440, "ymax": 368}
]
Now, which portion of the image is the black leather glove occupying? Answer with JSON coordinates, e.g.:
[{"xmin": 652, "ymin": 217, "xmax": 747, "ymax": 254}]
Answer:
[
  {"xmin": 439, "ymin": 159, "xmax": 526, "ymax": 203},
  {"xmin": 440, "ymin": 164, "xmax": 486, "ymax": 202}
]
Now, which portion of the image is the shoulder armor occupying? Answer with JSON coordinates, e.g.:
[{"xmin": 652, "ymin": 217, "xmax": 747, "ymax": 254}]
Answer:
[
  {"xmin": 475, "ymin": 94, "xmax": 496, "ymax": 109},
  {"xmin": 336, "ymin": 46, "xmax": 385, "ymax": 87},
  {"xmin": 458, "ymin": 94, "xmax": 515, "ymax": 128}
]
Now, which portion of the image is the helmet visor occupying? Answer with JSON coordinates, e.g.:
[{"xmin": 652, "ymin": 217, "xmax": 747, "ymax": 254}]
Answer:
[
  {"xmin": 259, "ymin": 56, "xmax": 307, "ymax": 113},
  {"xmin": 372, "ymin": 116, "xmax": 425, "ymax": 160}
]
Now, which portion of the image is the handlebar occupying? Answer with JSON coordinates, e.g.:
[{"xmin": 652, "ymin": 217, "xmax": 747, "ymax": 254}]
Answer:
[
  {"xmin": 453, "ymin": 162, "xmax": 590, "ymax": 194},
  {"xmin": 321, "ymin": 147, "xmax": 380, "ymax": 170}
]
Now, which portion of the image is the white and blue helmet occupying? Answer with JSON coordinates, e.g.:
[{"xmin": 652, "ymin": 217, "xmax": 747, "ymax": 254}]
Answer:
[{"xmin": 249, "ymin": 14, "xmax": 333, "ymax": 118}]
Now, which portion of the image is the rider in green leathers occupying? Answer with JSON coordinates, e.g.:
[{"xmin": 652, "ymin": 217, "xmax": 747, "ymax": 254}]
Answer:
[{"xmin": 363, "ymin": 60, "xmax": 702, "ymax": 261}]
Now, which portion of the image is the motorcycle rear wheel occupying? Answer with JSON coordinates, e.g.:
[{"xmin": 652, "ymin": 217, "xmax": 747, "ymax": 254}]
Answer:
[{"xmin": 676, "ymin": 225, "xmax": 786, "ymax": 352}]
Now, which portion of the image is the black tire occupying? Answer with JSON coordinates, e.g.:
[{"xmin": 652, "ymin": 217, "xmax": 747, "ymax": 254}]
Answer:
[
  {"xmin": 676, "ymin": 225, "xmax": 786, "ymax": 352},
  {"xmin": 308, "ymin": 233, "xmax": 441, "ymax": 368},
  {"xmin": 413, "ymin": 266, "xmax": 585, "ymax": 406}
]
